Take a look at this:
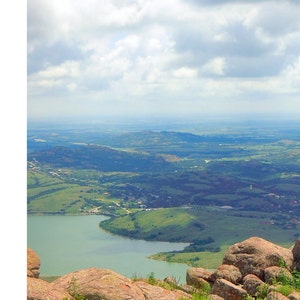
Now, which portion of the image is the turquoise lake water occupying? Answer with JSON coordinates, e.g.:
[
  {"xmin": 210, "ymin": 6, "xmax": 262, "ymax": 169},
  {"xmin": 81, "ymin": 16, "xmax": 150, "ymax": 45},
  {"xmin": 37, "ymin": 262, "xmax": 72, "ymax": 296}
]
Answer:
[{"xmin": 27, "ymin": 215, "xmax": 189, "ymax": 282}]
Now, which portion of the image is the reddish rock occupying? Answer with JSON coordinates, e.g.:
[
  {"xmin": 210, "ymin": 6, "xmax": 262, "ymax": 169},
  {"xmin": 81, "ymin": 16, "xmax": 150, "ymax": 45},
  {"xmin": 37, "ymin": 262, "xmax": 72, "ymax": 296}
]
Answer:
[
  {"xmin": 135, "ymin": 280, "xmax": 192, "ymax": 299},
  {"xmin": 292, "ymin": 238, "xmax": 300, "ymax": 271},
  {"xmin": 222, "ymin": 237, "xmax": 293, "ymax": 279},
  {"xmin": 209, "ymin": 295, "xmax": 224, "ymax": 300},
  {"xmin": 186, "ymin": 267, "xmax": 214, "ymax": 286},
  {"xmin": 27, "ymin": 277, "xmax": 73, "ymax": 300},
  {"xmin": 292, "ymin": 239, "xmax": 300, "ymax": 260},
  {"xmin": 242, "ymin": 274, "xmax": 265, "ymax": 296},
  {"xmin": 27, "ymin": 248, "xmax": 40, "ymax": 278},
  {"xmin": 164, "ymin": 276, "xmax": 178, "ymax": 287},
  {"xmin": 52, "ymin": 268, "xmax": 145, "ymax": 300},
  {"xmin": 212, "ymin": 264, "xmax": 242, "ymax": 284},
  {"xmin": 264, "ymin": 266, "xmax": 293, "ymax": 284},
  {"xmin": 27, "ymin": 237, "xmax": 300, "ymax": 300},
  {"xmin": 211, "ymin": 278, "xmax": 247, "ymax": 300},
  {"xmin": 288, "ymin": 291, "xmax": 300, "ymax": 300},
  {"xmin": 180, "ymin": 284, "xmax": 195, "ymax": 294},
  {"xmin": 266, "ymin": 291, "xmax": 289, "ymax": 299}
]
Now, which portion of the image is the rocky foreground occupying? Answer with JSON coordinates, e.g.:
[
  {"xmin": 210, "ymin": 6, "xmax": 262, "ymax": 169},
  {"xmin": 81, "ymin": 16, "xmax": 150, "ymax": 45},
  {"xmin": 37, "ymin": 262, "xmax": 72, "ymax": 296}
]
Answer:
[{"xmin": 27, "ymin": 237, "xmax": 300, "ymax": 300}]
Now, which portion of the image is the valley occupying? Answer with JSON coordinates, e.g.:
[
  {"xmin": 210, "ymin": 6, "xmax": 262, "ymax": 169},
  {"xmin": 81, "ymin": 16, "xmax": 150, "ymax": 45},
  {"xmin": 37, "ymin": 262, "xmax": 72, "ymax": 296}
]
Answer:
[{"xmin": 27, "ymin": 120, "xmax": 300, "ymax": 267}]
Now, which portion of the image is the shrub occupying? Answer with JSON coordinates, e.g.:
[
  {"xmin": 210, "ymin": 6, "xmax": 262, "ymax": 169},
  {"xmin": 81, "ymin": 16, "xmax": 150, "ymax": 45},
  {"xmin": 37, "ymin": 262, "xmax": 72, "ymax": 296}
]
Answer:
[
  {"xmin": 147, "ymin": 272, "xmax": 157, "ymax": 285},
  {"xmin": 275, "ymin": 284, "xmax": 294, "ymax": 296},
  {"xmin": 256, "ymin": 283, "xmax": 270, "ymax": 299}
]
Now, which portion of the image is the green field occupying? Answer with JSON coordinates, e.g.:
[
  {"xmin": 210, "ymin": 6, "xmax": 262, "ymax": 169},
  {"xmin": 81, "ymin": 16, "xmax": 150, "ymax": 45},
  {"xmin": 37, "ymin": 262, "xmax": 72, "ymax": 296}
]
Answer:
[
  {"xmin": 100, "ymin": 207, "xmax": 298, "ymax": 244},
  {"xmin": 27, "ymin": 123, "xmax": 300, "ymax": 267},
  {"xmin": 148, "ymin": 244, "xmax": 230, "ymax": 269},
  {"xmin": 27, "ymin": 169, "xmax": 130, "ymax": 215},
  {"xmin": 100, "ymin": 206, "xmax": 299, "ymax": 267}
]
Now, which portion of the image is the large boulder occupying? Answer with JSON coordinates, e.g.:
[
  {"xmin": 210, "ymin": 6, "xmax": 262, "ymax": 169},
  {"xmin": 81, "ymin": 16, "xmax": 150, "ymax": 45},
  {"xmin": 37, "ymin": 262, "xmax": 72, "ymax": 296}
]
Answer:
[
  {"xmin": 222, "ymin": 237, "xmax": 293, "ymax": 278},
  {"xmin": 211, "ymin": 278, "xmax": 248, "ymax": 300},
  {"xmin": 51, "ymin": 268, "xmax": 145, "ymax": 300},
  {"xmin": 27, "ymin": 248, "xmax": 40, "ymax": 278},
  {"xmin": 211, "ymin": 264, "xmax": 242, "ymax": 284},
  {"xmin": 242, "ymin": 274, "xmax": 265, "ymax": 297},
  {"xmin": 186, "ymin": 267, "xmax": 214, "ymax": 286},
  {"xmin": 264, "ymin": 266, "xmax": 293, "ymax": 284},
  {"xmin": 27, "ymin": 277, "xmax": 73, "ymax": 300}
]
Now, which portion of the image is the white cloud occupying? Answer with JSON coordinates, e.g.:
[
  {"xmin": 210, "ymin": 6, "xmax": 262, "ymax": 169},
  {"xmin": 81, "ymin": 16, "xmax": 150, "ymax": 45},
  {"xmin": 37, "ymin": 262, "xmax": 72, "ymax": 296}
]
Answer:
[
  {"xmin": 246, "ymin": 2, "xmax": 300, "ymax": 37},
  {"xmin": 201, "ymin": 57, "xmax": 226, "ymax": 76},
  {"xmin": 38, "ymin": 61, "xmax": 80, "ymax": 78},
  {"xmin": 27, "ymin": 0, "xmax": 300, "ymax": 120},
  {"xmin": 172, "ymin": 67, "xmax": 198, "ymax": 78},
  {"xmin": 281, "ymin": 56, "xmax": 300, "ymax": 92}
]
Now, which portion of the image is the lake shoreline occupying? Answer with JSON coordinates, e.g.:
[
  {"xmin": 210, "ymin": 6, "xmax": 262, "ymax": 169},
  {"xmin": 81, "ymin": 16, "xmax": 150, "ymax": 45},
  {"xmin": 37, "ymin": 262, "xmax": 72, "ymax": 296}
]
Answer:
[
  {"xmin": 27, "ymin": 215, "xmax": 190, "ymax": 282},
  {"xmin": 28, "ymin": 212, "xmax": 209, "ymax": 268}
]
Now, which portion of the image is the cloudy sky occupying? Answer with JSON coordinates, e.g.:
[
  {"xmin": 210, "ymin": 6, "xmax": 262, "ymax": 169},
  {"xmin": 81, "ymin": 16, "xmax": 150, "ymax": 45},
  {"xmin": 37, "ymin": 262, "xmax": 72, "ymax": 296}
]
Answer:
[{"xmin": 27, "ymin": 0, "xmax": 300, "ymax": 122}]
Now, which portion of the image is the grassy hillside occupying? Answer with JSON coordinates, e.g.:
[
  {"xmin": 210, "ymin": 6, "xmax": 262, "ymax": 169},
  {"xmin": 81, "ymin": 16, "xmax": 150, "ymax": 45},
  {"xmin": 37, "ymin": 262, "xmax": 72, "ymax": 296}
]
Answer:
[
  {"xmin": 27, "ymin": 169, "xmax": 134, "ymax": 215},
  {"xmin": 100, "ymin": 207, "xmax": 299, "ymax": 246}
]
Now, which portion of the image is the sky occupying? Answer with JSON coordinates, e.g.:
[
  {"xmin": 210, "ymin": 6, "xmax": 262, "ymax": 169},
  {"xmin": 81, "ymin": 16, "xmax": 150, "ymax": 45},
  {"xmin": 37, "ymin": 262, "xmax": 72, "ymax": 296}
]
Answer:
[{"xmin": 27, "ymin": 0, "xmax": 300, "ymax": 122}]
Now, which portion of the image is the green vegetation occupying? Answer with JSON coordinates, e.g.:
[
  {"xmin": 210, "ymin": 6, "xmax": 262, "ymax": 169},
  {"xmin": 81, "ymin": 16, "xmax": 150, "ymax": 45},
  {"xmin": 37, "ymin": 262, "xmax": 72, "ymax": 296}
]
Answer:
[
  {"xmin": 27, "ymin": 122, "xmax": 300, "ymax": 268},
  {"xmin": 27, "ymin": 168, "xmax": 137, "ymax": 215},
  {"xmin": 143, "ymin": 272, "xmax": 211, "ymax": 300},
  {"xmin": 271, "ymin": 264, "xmax": 300, "ymax": 293},
  {"xmin": 256, "ymin": 284, "xmax": 269, "ymax": 299},
  {"xmin": 100, "ymin": 208, "xmax": 197, "ymax": 242},
  {"xmin": 100, "ymin": 207, "xmax": 299, "ymax": 244},
  {"xmin": 149, "ymin": 244, "xmax": 229, "ymax": 269},
  {"xmin": 100, "ymin": 207, "xmax": 299, "ymax": 267},
  {"xmin": 255, "ymin": 260, "xmax": 300, "ymax": 299},
  {"xmin": 147, "ymin": 272, "xmax": 157, "ymax": 285},
  {"xmin": 67, "ymin": 277, "xmax": 87, "ymax": 300}
]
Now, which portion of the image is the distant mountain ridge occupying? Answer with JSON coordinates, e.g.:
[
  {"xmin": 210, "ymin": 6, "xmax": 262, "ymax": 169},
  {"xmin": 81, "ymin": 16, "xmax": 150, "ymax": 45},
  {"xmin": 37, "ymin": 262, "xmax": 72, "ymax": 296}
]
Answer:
[{"xmin": 28, "ymin": 145, "xmax": 171, "ymax": 172}]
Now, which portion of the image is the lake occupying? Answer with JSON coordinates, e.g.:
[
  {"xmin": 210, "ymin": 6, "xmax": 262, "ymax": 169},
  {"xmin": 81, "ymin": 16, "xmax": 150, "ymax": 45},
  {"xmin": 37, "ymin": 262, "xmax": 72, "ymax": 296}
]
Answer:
[{"xmin": 27, "ymin": 215, "xmax": 189, "ymax": 282}]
